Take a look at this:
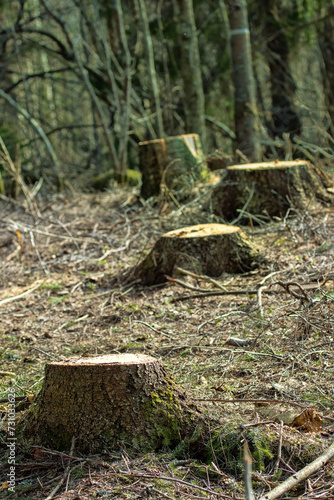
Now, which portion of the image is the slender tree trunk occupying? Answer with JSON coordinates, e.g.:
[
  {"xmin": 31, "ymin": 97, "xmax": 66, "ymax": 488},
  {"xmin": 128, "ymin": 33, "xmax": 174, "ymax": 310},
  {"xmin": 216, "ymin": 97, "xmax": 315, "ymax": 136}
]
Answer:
[
  {"xmin": 317, "ymin": 4, "xmax": 334, "ymax": 136},
  {"xmin": 262, "ymin": 1, "xmax": 301, "ymax": 140},
  {"xmin": 226, "ymin": 0, "xmax": 261, "ymax": 161},
  {"xmin": 174, "ymin": 0, "xmax": 206, "ymax": 148},
  {"xmin": 0, "ymin": 88, "xmax": 62, "ymax": 186},
  {"xmin": 114, "ymin": 0, "xmax": 132, "ymax": 181},
  {"xmin": 136, "ymin": 0, "xmax": 164, "ymax": 138}
]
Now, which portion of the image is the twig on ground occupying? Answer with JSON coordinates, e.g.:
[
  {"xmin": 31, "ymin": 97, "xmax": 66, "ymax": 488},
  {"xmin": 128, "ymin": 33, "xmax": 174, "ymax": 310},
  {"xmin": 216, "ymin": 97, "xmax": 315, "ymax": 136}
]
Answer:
[
  {"xmin": 197, "ymin": 310, "xmax": 248, "ymax": 333},
  {"xmin": 166, "ymin": 275, "xmax": 210, "ymax": 292},
  {"xmin": 257, "ymin": 285, "xmax": 267, "ymax": 317},
  {"xmin": 274, "ymin": 281, "xmax": 311, "ymax": 304},
  {"xmin": 194, "ymin": 398, "xmax": 311, "ymax": 409},
  {"xmin": 0, "ymin": 371, "xmax": 16, "ymax": 378},
  {"xmin": 132, "ymin": 320, "xmax": 171, "ymax": 337},
  {"xmin": 243, "ymin": 441, "xmax": 255, "ymax": 500},
  {"xmin": 0, "ymin": 283, "xmax": 41, "ymax": 306},
  {"xmin": 170, "ymin": 277, "xmax": 329, "ymax": 302},
  {"xmin": 30, "ymin": 346, "xmax": 60, "ymax": 360},
  {"xmin": 239, "ymin": 421, "xmax": 274, "ymax": 429},
  {"xmin": 30, "ymin": 230, "xmax": 49, "ymax": 275},
  {"xmin": 116, "ymin": 470, "xmax": 236, "ymax": 499},
  {"xmin": 45, "ymin": 436, "xmax": 76, "ymax": 500},
  {"xmin": 273, "ymin": 420, "xmax": 284, "ymax": 475},
  {"xmin": 258, "ymin": 439, "xmax": 334, "ymax": 500},
  {"xmin": 174, "ymin": 266, "xmax": 233, "ymax": 290}
]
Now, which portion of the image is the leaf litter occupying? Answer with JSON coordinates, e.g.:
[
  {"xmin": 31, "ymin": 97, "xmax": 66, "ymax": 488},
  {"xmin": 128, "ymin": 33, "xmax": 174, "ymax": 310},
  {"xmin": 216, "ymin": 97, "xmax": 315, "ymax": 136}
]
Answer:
[{"xmin": 0, "ymin": 187, "xmax": 334, "ymax": 499}]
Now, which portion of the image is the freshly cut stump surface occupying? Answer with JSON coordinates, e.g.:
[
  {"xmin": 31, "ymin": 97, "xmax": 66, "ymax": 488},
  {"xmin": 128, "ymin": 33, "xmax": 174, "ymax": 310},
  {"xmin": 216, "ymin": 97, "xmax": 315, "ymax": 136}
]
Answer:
[
  {"xmin": 211, "ymin": 160, "xmax": 334, "ymax": 221},
  {"xmin": 136, "ymin": 223, "xmax": 263, "ymax": 285},
  {"xmin": 138, "ymin": 133, "xmax": 207, "ymax": 199},
  {"xmin": 23, "ymin": 354, "xmax": 204, "ymax": 453}
]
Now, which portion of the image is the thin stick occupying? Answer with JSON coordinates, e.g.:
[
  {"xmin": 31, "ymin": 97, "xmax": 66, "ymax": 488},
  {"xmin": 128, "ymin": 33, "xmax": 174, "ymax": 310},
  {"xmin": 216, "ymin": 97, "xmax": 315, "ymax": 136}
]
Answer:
[
  {"xmin": 273, "ymin": 420, "xmax": 284, "ymax": 475},
  {"xmin": 116, "ymin": 470, "xmax": 233, "ymax": 498},
  {"xmin": 243, "ymin": 441, "xmax": 255, "ymax": 500},
  {"xmin": 170, "ymin": 278, "xmax": 329, "ymax": 302},
  {"xmin": 29, "ymin": 230, "xmax": 49, "ymax": 275},
  {"xmin": 174, "ymin": 266, "xmax": 232, "ymax": 291},
  {"xmin": 132, "ymin": 320, "xmax": 170, "ymax": 337},
  {"xmin": 258, "ymin": 440, "xmax": 334, "ymax": 500},
  {"xmin": 194, "ymin": 398, "xmax": 309, "ymax": 409},
  {"xmin": 0, "ymin": 283, "xmax": 41, "ymax": 306},
  {"xmin": 257, "ymin": 285, "xmax": 266, "ymax": 317},
  {"xmin": 30, "ymin": 347, "xmax": 60, "ymax": 360},
  {"xmin": 166, "ymin": 276, "xmax": 210, "ymax": 293},
  {"xmin": 171, "ymin": 289, "xmax": 280, "ymax": 302},
  {"xmin": 45, "ymin": 436, "xmax": 76, "ymax": 500}
]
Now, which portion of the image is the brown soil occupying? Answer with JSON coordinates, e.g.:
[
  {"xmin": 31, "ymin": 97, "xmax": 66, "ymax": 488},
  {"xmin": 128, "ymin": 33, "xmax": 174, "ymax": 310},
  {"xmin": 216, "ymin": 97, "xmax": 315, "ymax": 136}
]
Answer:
[{"xmin": 1, "ymin": 187, "xmax": 334, "ymax": 499}]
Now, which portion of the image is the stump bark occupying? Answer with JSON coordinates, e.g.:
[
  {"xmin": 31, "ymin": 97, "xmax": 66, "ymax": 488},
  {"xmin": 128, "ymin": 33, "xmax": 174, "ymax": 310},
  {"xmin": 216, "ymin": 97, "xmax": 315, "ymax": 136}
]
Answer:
[
  {"xmin": 136, "ymin": 223, "xmax": 264, "ymax": 285},
  {"xmin": 23, "ymin": 354, "xmax": 204, "ymax": 453},
  {"xmin": 211, "ymin": 160, "xmax": 334, "ymax": 221},
  {"xmin": 139, "ymin": 134, "xmax": 207, "ymax": 199}
]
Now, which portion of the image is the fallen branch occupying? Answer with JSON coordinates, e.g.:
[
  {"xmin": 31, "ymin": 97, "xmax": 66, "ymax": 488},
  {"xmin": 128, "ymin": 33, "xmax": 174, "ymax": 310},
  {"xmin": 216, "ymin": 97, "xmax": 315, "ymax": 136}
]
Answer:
[
  {"xmin": 170, "ymin": 278, "xmax": 329, "ymax": 302},
  {"xmin": 194, "ymin": 398, "xmax": 307, "ymax": 408},
  {"xmin": 258, "ymin": 439, "xmax": 334, "ymax": 500},
  {"xmin": 171, "ymin": 288, "xmax": 279, "ymax": 302}
]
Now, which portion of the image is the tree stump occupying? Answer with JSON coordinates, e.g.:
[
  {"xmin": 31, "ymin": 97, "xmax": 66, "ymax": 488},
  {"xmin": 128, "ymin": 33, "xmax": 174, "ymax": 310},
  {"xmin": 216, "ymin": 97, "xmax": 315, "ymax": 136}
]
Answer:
[
  {"xmin": 211, "ymin": 160, "xmax": 334, "ymax": 222},
  {"xmin": 23, "ymin": 354, "xmax": 204, "ymax": 453},
  {"xmin": 138, "ymin": 134, "xmax": 207, "ymax": 199},
  {"xmin": 136, "ymin": 223, "xmax": 264, "ymax": 285}
]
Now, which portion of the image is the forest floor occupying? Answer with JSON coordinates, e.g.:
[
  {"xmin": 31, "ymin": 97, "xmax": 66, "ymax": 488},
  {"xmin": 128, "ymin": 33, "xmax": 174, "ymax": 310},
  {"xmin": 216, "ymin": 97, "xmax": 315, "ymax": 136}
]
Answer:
[{"xmin": 0, "ymin": 185, "xmax": 334, "ymax": 499}]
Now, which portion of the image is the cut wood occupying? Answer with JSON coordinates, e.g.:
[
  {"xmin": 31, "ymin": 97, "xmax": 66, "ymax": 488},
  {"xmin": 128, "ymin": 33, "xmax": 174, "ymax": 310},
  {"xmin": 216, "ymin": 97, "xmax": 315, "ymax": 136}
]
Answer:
[
  {"xmin": 135, "ymin": 223, "xmax": 264, "ymax": 285},
  {"xmin": 211, "ymin": 160, "xmax": 334, "ymax": 222},
  {"xmin": 23, "ymin": 353, "xmax": 204, "ymax": 453},
  {"xmin": 138, "ymin": 133, "xmax": 207, "ymax": 198}
]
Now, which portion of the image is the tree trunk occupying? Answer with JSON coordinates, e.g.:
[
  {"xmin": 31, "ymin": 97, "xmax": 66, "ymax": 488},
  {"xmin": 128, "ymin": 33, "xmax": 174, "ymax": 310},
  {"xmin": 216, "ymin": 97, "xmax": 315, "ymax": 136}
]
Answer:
[
  {"xmin": 136, "ymin": 223, "xmax": 264, "ymax": 285},
  {"xmin": 317, "ymin": 4, "xmax": 334, "ymax": 136},
  {"xmin": 174, "ymin": 0, "xmax": 206, "ymax": 147},
  {"xmin": 226, "ymin": 0, "xmax": 261, "ymax": 161},
  {"xmin": 262, "ymin": 1, "xmax": 302, "ymax": 140},
  {"xmin": 211, "ymin": 160, "xmax": 334, "ymax": 222},
  {"xmin": 138, "ymin": 133, "xmax": 206, "ymax": 199},
  {"xmin": 23, "ymin": 354, "xmax": 204, "ymax": 453},
  {"xmin": 136, "ymin": 0, "xmax": 164, "ymax": 138}
]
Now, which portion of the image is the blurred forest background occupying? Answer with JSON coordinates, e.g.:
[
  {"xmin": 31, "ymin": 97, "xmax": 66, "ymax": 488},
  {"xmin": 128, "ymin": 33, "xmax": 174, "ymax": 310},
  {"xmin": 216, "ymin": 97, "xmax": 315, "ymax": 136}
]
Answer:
[{"xmin": 1, "ymin": 0, "xmax": 334, "ymax": 197}]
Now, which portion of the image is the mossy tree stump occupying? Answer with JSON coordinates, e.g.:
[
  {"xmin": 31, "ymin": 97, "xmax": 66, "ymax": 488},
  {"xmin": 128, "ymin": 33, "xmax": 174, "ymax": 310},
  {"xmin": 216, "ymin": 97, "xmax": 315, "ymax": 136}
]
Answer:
[
  {"xmin": 136, "ymin": 223, "xmax": 263, "ymax": 285},
  {"xmin": 139, "ymin": 134, "xmax": 207, "ymax": 199},
  {"xmin": 23, "ymin": 354, "xmax": 204, "ymax": 453},
  {"xmin": 211, "ymin": 160, "xmax": 334, "ymax": 222}
]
